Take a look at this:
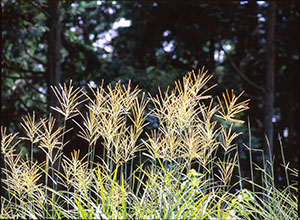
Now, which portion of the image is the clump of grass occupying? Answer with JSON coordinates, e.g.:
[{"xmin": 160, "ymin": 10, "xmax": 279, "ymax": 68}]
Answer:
[{"xmin": 1, "ymin": 68, "xmax": 297, "ymax": 219}]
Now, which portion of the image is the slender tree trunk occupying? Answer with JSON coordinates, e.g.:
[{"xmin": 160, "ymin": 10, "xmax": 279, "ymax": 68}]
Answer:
[
  {"xmin": 264, "ymin": 2, "xmax": 276, "ymax": 186},
  {"xmin": 46, "ymin": 0, "xmax": 62, "ymax": 190},
  {"xmin": 47, "ymin": 0, "xmax": 62, "ymax": 114}
]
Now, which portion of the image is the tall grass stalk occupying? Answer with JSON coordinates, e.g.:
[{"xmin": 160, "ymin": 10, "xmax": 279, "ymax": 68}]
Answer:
[
  {"xmin": 278, "ymin": 135, "xmax": 291, "ymax": 195},
  {"xmin": 247, "ymin": 119, "xmax": 255, "ymax": 195}
]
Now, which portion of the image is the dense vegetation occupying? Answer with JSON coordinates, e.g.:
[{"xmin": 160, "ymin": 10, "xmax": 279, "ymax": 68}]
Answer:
[
  {"xmin": 1, "ymin": 1, "xmax": 299, "ymax": 218},
  {"xmin": 1, "ymin": 70, "xmax": 297, "ymax": 219}
]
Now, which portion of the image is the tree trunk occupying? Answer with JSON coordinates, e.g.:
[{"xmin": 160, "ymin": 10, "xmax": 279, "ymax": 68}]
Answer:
[
  {"xmin": 264, "ymin": 2, "xmax": 276, "ymax": 186},
  {"xmin": 47, "ymin": 0, "xmax": 62, "ymax": 114},
  {"xmin": 46, "ymin": 0, "xmax": 62, "ymax": 191}
]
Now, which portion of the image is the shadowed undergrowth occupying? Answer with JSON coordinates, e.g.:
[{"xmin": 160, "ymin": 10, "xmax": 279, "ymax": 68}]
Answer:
[{"xmin": 1, "ymin": 68, "xmax": 298, "ymax": 219}]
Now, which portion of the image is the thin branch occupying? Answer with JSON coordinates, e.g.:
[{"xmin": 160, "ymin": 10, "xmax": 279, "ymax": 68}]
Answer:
[
  {"xmin": 28, "ymin": 0, "xmax": 51, "ymax": 18},
  {"xmin": 3, "ymin": 62, "xmax": 45, "ymax": 76},
  {"xmin": 3, "ymin": 74, "xmax": 43, "ymax": 80},
  {"xmin": 243, "ymin": 92, "xmax": 263, "ymax": 101},
  {"xmin": 215, "ymin": 82, "xmax": 262, "ymax": 101},
  {"xmin": 26, "ymin": 82, "xmax": 50, "ymax": 98},
  {"xmin": 222, "ymin": 48, "xmax": 266, "ymax": 94},
  {"xmin": 26, "ymin": 49, "xmax": 47, "ymax": 65}
]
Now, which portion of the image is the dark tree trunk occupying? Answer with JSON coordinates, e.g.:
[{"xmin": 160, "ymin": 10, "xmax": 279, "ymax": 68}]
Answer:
[
  {"xmin": 47, "ymin": 0, "xmax": 62, "ymax": 115},
  {"xmin": 264, "ymin": 2, "xmax": 276, "ymax": 185},
  {"xmin": 46, "ymin": 0, "xmax": 62, "ymax": 192}
]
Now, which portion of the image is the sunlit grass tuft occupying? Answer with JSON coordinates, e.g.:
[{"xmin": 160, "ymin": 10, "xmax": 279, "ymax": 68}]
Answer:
[{"xmin": 1, "ymin": 68, "xmax": 297, "ymax": 219}]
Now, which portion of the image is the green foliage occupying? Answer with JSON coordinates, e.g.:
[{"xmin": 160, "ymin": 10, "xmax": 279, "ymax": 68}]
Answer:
[{"xmin": 1, "ymin": 69, "xmax": 297, "ymax": 219}]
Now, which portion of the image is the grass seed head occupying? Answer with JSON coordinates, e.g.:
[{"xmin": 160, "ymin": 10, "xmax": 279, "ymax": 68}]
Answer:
[
  {"xmin": 51, "ymin": 80, "xmax": 86, "ymax": 120},
  {"xmin": 1, "ymin": 126, "xmax": 20, "ymax": 157},
  {"xmin": 20, "ymin": 112, "xmax": 43, "ymax": 144},
  {"xmin": 216, "ymin": 89, "xmax": 250, "ymax": 124}
]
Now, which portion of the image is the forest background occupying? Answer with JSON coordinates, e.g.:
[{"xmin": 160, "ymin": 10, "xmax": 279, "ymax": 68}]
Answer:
[{"xmin": 2, "ymin": 0, "xmax": 299, "ymax": 189}]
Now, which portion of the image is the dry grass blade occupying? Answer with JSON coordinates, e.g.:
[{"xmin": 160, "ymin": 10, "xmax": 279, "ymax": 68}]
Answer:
[
  {"xmin": 195, "ymin": 102, "xmax": 220, "ymax": 165},
  {"xmin": 128, "ymin": 92, "xmax": 149, "ymax": 131},
  {"xmin": 220, "ymin": 124, "xmax": 241, "ymax": 152},
  {"xmin": 217, "ymin": 89, "xmax": 250, "ymax": 123},
  {"xmin": 1, "ymin": 126, "xmax": 20, "ymax": 156},
  {"xmin": 37, "ymin": 115, "xmax": 70, "ymax": 164},
  {"xmin": 62, "ymin": 150, "xmax": 91, "ymax": 194},
  {"xmin": 73, "ymin": 105, "xmax": 101, "ymax": 145},
  {"xmin": 4, "ymin": 159, "xmax": 43, "ymax": 196},
  {"xmin": 20, "ymin": 112, "xmax": 43, "ymax": 143},
  {"xmin": 85, "ymin": 80, "xmax": 144, "ymax": 165},
  {"xmin": 145, "ymin": 68, "xmax": 219, "ymax": 163},
  {"xmin": 180, "ymin": 67, "xmax": 216, "ymax": 100},
  {"xmin": 3, "ymin": 152, "xmax": 45, "ymax": 208},
  {"xmin": 215, "ymin": 153, "xmax": 237, "ymax": 186},
  {"xmin": 51, "ymin": 80, "xmax": 86, "ymax": 120},
  {"xmin": 86, "ymin": 81, "xmax": 108, "ymax": 117},
  {"xmin": 179, "ymin": 127, "xmax": 204, "ymax": 161},
  {"xmin": 150, "ymin": 68, "xmax": 215, "ymax": 130},
  {"xmin": 20, "ymin": 161, "xmax": 44, "ymax": 195},
  {"xmin": 3, "ymin": 152, "xmax": 23, "ymax": 195},
  {"xmin": 143, "ymin": 130, "xmax": 167, "ymax": 160}
]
